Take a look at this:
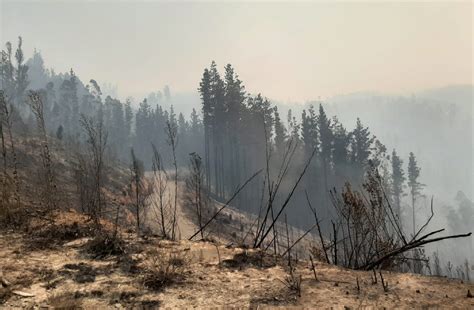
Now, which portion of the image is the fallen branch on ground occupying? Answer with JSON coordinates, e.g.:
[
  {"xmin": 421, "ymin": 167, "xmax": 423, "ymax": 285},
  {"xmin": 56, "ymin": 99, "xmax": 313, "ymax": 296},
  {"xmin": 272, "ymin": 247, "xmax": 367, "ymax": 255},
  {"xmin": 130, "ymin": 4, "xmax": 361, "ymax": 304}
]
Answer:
[{"xmin": 360, "ymin": 230, "xmax": 471, "ymax": 270}]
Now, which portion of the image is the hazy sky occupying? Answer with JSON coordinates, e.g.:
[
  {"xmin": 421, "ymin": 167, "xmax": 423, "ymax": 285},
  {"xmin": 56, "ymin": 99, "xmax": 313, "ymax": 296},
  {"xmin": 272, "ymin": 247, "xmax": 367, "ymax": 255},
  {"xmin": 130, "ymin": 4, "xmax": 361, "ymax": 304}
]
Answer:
[{"xmin": 1, "ymin": 1, "xmax": 472, "ymax": 102}]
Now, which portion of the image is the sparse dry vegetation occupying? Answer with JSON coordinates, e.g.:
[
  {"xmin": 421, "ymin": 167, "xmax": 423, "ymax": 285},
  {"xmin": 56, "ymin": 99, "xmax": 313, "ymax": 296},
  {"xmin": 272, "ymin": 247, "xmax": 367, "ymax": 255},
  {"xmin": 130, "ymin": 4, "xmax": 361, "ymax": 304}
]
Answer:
[
  {"xmin": 47, "ymin": 291, "xmax": 83, "ymax": 309},
  {"xmin": 83, "ymin": 234, "xmax": 126, "ymax": 259},
  {"xmin": 0, "ymin": 32, "xmax": 472, "ymax": 309},
  {"xmin": 140, "ymin": 248, "xmax": 188, "ymax": 291}
]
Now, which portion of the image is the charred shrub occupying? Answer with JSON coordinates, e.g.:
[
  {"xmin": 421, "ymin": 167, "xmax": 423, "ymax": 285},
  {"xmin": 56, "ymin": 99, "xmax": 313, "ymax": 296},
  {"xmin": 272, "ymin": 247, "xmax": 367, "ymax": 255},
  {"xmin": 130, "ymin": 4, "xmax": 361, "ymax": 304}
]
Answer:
[
  {"xmin": 83, "ymin": 234, "xmax": 125, "ymax": 259},
  {"xmin": 222, "ymin": 250, "xmax": 275, "ymax": 269}
]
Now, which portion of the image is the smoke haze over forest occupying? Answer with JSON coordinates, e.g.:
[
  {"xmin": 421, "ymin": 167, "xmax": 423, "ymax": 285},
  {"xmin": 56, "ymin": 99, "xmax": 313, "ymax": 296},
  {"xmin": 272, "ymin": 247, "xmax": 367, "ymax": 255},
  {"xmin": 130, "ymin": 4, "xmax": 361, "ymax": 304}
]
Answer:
[
  {"xmin": 2, "ymin": 1, "xmax": 471, "ymax": 203},
  {"xmin": 2, "ymin": 1, "xmax": 472, "ymax": 101},
  {"xmin": 0, "ymin": 1, "xmax": 473, "ymax": 301},
  {"xmin": 0, "ymin": 0, "xmax": 473, "ymax": 198}
]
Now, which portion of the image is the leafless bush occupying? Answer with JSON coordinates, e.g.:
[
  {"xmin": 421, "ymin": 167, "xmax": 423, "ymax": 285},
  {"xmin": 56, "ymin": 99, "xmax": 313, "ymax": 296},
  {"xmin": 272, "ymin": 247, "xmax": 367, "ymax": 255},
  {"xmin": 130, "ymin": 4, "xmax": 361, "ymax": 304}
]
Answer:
[
  {"xmin": 141, "ymin": 248, "xmax": 187, "ymax": 291},
  {"xmin": 150, "ymin": 144, "xmax": 173, "ymax": 239},
  {"xmin": 432, "ymin": 251, "xmax": 442, "ymax": 276},
  {"xmin": 331, "ymin": 166, "xmax": 404, "ymax": 269},
  {"xmin": 0, "ymin": 91, "xmax": 31, "ymax": 228},
  {"xmin": 78, "ymin": 114, "xmax": 108, "ymax": 231},
  {"xmin": 0, "ymin": 90, "xmax": 20, "ymax": 215},
  {"xmin": 411, "ymin": 248, "xmax": 429, "ymax": 274},
  {"xmin": 27, "ymin": 91, "xmax": 57, "ymax": 213},
  {"xmin": 0, "ymin": 100, "xmax": 9, "ymax": 209},
  {"xmin": 72, "ymin": 152, "xmax": 93, "ymax": 214},
  {"xmin": 130, "ymin": 148, "xmax": 153, "ymax": 238},
  {"xmin": 166, "ymin": 120, "xmax": 179, "ymax": 240},
  {"xmin": 445, "ymin": 260, "xmax": 453, "ymax": 278},
  {"xmin": 280, "ymin": 267, "xmax": 302, "ymax": 297},
  {"xmin": 456, "ymin": 265, "xmax": 466, "ymax": 280},
  {"xmin": 464, "ymin": 259, "xmax": 471, "ymax": 282},
  {"xmin": 326, "ymin": 165, "xmax": 471, "ymax": 271},
  {"xmin": 184, "ymin": 152, "xmax": 211, "ymax": 239}
]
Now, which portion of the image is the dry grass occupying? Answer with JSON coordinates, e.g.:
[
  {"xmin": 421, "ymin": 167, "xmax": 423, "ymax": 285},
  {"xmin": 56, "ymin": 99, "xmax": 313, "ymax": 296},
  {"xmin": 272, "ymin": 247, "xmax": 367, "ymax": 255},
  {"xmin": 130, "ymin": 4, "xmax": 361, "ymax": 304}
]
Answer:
[
  {"xmin": 0, "ymin": 230, "xmax": 472, "ymax": 308},
  {"xmin": 47, "ymin": 292, "xmax": 83, "ymax": 309}
]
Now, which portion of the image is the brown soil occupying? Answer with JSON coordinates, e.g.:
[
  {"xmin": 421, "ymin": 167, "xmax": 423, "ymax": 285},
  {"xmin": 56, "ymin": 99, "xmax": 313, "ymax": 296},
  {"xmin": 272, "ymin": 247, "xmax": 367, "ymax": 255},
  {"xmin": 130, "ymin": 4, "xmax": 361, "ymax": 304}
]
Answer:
[{"xmin": 0, "ymin": 228, "xmax": 472, "ymax": 309}]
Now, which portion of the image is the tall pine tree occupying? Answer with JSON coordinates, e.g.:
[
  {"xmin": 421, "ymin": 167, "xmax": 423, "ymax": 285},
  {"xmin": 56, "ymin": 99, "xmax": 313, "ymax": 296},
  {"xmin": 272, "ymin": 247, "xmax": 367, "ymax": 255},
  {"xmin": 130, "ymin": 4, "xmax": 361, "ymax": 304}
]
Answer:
[
  {"xmin": 391, "ymin": 149, "xmax": 405, "ymax": 219},
  {"xmin": 407, "ymin": 152, "xmax": 424, "ymax": 235},
  {"xmin": 331, "ymin": 116, "xmax": 350, "ymax": 185},
  {"xmin": 350, "ymin": 118, "xmax": 374, "ymax": 184},
  {"xmin": 198, "ymin": 68, "xmax": 212, "ymax": 190},
  {"xmin": 273, "ymin": 106, "xmax": 286, "ymax": 156}
]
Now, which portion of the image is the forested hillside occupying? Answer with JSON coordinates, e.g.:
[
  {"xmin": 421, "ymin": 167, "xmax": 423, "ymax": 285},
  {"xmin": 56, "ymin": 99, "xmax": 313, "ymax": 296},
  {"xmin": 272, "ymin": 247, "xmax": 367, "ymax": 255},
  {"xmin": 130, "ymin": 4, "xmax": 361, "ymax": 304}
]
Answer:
[
  {"xmin": 2, "ymin": 38, "xmax": 430, "ymax": 232},
  {"xmin": 1, "ymin": 36, "xmax": 472, "ymax": 294}
]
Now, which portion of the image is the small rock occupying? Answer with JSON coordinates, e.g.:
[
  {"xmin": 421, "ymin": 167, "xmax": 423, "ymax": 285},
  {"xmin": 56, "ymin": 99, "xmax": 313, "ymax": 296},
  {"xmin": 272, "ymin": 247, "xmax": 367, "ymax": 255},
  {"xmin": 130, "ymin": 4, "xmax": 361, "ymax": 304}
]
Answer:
[
  {"xmin": 467, "ymin": 290, "xmax": 473, "ymax": 298},
  {"xmin": 416, "ymin": 289, "xmax": 420, "ymax": 293},
  {"xmin": 12, "ymin": 291, "xmax": 35, "ymax": 297}
]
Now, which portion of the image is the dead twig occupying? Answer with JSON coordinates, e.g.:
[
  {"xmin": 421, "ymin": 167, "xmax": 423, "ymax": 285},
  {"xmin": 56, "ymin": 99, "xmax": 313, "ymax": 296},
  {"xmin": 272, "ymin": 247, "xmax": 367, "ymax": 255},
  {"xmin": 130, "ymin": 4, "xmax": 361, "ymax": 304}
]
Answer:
[
  {"xmin": 379, "ymin": 271, "xmax": 388, "ymax": 292},
  {"xmin": 361, "ymin": 231, "xmax": 472, "ymax": 271},
  {"xmin": 309, "ymin": 255, "xmax": 318, "ymax": 281},
  {"xmin": 305, "ymin": 190, "xmax": 330, "ymax": 264}
]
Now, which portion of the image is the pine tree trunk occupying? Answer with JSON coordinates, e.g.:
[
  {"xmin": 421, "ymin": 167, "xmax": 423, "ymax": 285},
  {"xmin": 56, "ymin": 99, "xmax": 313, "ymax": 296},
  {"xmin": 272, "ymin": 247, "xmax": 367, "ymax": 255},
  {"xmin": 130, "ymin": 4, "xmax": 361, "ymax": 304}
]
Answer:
[{"xmin": 412, "ymin": 195, "xmax": 416, "ymax": 236}]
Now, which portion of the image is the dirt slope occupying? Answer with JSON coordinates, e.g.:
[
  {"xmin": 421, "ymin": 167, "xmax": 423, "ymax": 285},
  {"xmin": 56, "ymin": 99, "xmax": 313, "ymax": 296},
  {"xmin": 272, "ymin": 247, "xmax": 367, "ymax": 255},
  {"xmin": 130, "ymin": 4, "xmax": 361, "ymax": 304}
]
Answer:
[
  {"xmin": 0, "ymin": 174, "xmax": 472, "ymax": 308},
  {"xmin": 0, "ymin": 225, "xmax": 473, "ymax": 309}
]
